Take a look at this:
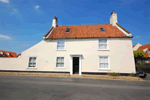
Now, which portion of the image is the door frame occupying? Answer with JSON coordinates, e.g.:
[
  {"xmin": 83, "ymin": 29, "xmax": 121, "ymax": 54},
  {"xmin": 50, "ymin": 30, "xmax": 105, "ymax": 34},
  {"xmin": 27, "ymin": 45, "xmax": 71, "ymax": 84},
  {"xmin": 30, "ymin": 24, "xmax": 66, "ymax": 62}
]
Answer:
[{"xmin": 70, "ymin": 54, "xmax": 82, "ymax": 75}]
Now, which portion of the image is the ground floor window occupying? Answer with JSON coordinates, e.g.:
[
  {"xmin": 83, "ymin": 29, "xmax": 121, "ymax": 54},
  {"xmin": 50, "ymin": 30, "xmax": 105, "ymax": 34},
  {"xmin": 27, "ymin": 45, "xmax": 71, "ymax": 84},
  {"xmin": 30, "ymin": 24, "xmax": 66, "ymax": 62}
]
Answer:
[
  {"xmin": 99, "ymin": 56, "xmax": 109, "ymax": 69},
  {"xmin": 56, "ymin": 57, "xmax": 64, "ymax": 68},
  {"xmin": 28, "ymin": 57, "xmax": 37, "ymax": 68}
]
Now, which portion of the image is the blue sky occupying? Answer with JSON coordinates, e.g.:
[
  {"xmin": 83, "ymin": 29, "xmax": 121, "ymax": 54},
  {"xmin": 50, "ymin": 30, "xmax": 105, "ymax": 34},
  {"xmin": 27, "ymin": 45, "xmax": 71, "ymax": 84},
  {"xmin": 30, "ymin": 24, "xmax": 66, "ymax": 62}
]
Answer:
[{"xmin": 0, "ymin": 0, "xmax": 150, "ymax": 54}]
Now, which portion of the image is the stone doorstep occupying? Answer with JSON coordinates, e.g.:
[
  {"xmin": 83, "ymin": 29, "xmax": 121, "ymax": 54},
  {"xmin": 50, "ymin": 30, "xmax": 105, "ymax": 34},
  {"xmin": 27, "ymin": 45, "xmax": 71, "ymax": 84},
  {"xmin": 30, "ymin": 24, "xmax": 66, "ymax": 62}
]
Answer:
[{"xmin": 0, "ymin": 72, "xmax": 143, "ymax": 81}]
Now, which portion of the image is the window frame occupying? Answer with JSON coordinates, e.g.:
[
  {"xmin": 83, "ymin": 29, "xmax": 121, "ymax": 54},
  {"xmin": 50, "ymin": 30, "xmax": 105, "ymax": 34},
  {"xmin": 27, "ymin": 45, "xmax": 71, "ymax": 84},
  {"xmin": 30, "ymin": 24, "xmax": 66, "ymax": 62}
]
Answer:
[
  {"xmin": 98, "ymin": 39, "xmax": 109, "ymax": 50},
  {"xmin": 57, "ymin": 40, "xmax": 66, "ymax": 50},
  {"xmin": 27, "ymin": 56, "xmax": 37, "ymax": 68},
  {"xmin": 56, "ymin": 57, "xmax": 65, "ymax": 68},
  {"xmin": 99, "ymin": 56, "xmax": 110, "ymax": 70}
]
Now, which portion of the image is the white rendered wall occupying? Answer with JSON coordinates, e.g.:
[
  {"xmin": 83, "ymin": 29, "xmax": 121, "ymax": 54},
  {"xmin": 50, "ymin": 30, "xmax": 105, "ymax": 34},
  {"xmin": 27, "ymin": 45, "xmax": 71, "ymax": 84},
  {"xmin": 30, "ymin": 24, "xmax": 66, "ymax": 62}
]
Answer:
[
  {"xmin": 133, "ymin": 43, "xmax": 142, "ymax": 51},
  {"xmin": 0, "ymin": 38, "xmax": 136, "ymax": 73}
]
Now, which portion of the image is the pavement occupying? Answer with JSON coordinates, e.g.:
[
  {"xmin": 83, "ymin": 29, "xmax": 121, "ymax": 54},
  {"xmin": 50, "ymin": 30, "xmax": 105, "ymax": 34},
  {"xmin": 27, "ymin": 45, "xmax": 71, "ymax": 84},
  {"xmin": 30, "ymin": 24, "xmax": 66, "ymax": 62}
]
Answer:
[{"xmin": 0, "ymin": 75, "xmax": 150, "ymax": 100}]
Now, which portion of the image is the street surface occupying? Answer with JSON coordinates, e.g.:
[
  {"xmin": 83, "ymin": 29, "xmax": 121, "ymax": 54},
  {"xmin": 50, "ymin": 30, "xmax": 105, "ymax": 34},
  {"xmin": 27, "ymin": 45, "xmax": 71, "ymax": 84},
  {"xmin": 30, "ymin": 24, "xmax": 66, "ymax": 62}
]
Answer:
[{"xmin": 0, "ymin": 75, "xmax": 150, "ymax": 100}]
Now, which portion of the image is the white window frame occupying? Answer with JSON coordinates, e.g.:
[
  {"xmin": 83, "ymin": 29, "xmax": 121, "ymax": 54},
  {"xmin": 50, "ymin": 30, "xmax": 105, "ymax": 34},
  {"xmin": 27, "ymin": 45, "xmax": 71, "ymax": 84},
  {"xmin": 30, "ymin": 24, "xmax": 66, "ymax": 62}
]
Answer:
[
  {"xmin": 57, "ymin": 40, "xmax": 66, "ymax": 50},
  {"xmin": 27, "ymin": 57, "xmax": 37, "ymax": 68},
  {"xmin": 99, "ymin": 56, "xmax": 110, "ymax": 70},
  {"xmin": 56, "ymin": 57, "xmax": 65, "ymax": 68},
  {"xmin": 98, "ymin": 39, "xmax": 109, "ymax": 50}
]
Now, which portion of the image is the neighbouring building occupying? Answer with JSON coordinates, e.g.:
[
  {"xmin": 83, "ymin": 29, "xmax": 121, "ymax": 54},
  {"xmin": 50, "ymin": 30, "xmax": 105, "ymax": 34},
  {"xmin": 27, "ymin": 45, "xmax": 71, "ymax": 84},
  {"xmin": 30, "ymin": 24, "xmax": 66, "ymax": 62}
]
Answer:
[
  {"xmin": 0, "ymin": 11, "xmax": 135, "ymax": 75},
  {"xmin": 133, "ymin": 43, "xmax": 150, "ymax": 63},
  {"xmin": 0, "ymin": 50, "xmax": 18, "ymax": 58}
]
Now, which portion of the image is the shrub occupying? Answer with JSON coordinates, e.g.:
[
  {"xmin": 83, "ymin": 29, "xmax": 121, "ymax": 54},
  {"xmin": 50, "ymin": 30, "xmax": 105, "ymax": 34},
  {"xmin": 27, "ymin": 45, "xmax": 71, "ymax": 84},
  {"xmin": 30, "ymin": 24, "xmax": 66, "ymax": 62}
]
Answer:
[
  {"xmin": 130, "ymin": 73, "xmax": 137, "ymax": 77},
  {"xmin": 107, "ymin": 72, "xmax": 120, "ymax": 76}
]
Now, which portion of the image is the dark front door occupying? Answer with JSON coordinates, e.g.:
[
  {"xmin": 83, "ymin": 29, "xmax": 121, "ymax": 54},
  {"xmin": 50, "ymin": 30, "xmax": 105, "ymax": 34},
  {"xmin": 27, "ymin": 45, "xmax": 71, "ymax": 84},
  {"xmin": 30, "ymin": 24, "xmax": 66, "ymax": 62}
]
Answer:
[{"xmin": 73, "ymin": 57, "xmax": 79, "ymax": 74}]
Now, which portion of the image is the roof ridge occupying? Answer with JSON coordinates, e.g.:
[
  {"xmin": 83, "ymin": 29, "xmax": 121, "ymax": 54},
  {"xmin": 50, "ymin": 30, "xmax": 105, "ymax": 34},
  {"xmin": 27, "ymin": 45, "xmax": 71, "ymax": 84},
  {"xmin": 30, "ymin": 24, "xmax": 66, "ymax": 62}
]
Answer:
[
  {"xmin": 58, "ymin": 24, "xmax": 111, "ymax": 26},
  {"xmin": 0, "ymin": 50, "xmax": 16, "ymax": 53}
]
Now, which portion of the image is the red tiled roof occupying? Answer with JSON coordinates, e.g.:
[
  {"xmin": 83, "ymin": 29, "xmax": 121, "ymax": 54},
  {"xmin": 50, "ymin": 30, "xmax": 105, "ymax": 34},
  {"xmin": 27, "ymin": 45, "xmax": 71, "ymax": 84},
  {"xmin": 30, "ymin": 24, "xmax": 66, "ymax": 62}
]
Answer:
[
  {"xmin": 137, "ymin": 44, "xmax": 150, "ymax": 58},
  {"xmin": 45, "ymin": 24, "xmax": 130, "ymax": 39},
  {"xmin": 138, "ymin": 44, "xmax": 150, "ymax": 50},
  {"xmin": 0, "ymin": 50, "xmax": 18, "ymax": 57},
  {"xmin": 144, "ymin": 50, "xmax": 149, "ymax": 58}
]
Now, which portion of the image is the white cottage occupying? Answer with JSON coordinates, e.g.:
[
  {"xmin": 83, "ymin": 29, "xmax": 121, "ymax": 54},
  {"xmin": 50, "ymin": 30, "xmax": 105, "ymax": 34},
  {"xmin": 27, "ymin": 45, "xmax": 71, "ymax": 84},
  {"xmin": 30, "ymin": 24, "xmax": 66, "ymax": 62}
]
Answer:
[{"xmin": 0, "ymin": 11, "xmax": 135, "ymax": 75}]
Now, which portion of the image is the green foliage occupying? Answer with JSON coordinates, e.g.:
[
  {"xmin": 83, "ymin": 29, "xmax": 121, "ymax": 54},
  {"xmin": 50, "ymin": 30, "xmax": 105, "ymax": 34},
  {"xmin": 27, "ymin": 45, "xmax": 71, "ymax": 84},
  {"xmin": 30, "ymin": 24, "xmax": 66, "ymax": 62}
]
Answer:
[
  {"xmin": 134, "ymin": 50, "xmax": 145, "ymax": 58},
  {"xmin": 130, "ymin": 73, "xmax": 138, "ymax": 77},
  {"xmin": 108, "ymin": 72, "xmax": 120, "ymax": 76}
]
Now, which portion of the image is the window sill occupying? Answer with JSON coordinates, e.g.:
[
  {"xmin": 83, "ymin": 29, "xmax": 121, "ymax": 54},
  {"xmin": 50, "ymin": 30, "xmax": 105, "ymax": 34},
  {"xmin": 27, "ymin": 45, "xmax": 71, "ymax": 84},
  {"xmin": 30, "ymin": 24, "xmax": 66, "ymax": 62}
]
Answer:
[
  {"xmin": 27, "ymin": 67, "xmax": 37, "ymax": 69},
  {"xmin": 98, "ymin": 49, "xmax": 110, "ymax": 51},
  {"xmin": 98, "ymin": 69, "xmax": 111, "ymax": 71},
  {"xmin": 56, "ymin": 50, "xmax": 66, "ymax": 51},
  {"xmin": 55, "ymin": 67, "xmax": 66, "ymax": 69}
]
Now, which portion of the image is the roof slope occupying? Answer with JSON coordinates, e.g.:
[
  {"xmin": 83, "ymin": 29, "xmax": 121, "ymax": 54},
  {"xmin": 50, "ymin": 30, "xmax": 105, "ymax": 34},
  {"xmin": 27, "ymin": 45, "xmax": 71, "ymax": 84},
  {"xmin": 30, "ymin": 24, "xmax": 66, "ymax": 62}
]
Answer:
[
  {"xmin": 137, "ymin": 44, "xmax": 150, "ymax": 58},
  {"xmin": 45, "ymin": 24, "xmax": 130, "ymax": 39},
  {"xmin": 0, "ymin": 50, "xmax": 18, "ymax": 57},
  {"xmin": 138, "ymin": 44, "xmax": 150, "ymax": 50}
]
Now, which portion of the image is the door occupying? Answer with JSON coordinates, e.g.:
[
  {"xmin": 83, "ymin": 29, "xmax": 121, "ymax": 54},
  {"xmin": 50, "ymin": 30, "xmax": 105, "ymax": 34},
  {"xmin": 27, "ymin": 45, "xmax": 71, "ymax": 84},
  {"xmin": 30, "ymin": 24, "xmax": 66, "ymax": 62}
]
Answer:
[{"xmin": 73, "ymin": 57, "xmax": 79, "ymax": 74}]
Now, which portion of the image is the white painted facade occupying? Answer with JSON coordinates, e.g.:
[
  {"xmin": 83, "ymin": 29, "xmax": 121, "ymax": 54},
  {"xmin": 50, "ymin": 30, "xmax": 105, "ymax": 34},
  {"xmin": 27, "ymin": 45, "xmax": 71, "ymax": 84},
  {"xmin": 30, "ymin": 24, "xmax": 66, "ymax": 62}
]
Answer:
[
  {"xmin": 0, "ymin": 38, "xmax": 136, "ymax": 74},
  {"xmin": 133, "ymin": 43, "xmax": 142, "ymax": 51}
]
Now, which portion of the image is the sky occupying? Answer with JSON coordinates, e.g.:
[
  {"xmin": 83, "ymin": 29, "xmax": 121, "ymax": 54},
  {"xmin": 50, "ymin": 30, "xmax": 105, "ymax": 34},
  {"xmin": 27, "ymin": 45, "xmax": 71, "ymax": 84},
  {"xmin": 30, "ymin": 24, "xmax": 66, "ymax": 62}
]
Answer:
[{"xmin": 0, "ymin": 0, "xmax": 150, "ymax": 54}]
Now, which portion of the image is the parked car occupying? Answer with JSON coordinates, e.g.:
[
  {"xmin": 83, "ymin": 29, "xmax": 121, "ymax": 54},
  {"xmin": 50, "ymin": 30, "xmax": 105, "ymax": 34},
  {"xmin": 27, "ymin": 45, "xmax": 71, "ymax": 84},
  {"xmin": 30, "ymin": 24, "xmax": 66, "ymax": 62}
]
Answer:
[{"xmin": 136, "ymin": 70, "xmax": 147, "ymax": 78}]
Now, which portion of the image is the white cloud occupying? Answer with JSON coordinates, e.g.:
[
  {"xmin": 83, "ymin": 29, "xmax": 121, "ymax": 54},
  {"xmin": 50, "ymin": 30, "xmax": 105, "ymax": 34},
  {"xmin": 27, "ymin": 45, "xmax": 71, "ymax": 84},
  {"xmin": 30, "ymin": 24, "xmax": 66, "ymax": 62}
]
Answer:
[
  {"xmin": 35, "ymin": 5, "xmax": 40, "ymax": 9},
  {"xmin": 0, "ymin": 34, "xmax": 11, "ymax": 40},
  {"xmin": 12, "ymin": 9, "xmax": 18, "ymax": 14},
  {"xmin": 134, "ymin": 36, "xmax": 140, "ymax": 38},
  {"xmin": 0, "ymin": 0, "xmax": 9, "ymax": 3}
]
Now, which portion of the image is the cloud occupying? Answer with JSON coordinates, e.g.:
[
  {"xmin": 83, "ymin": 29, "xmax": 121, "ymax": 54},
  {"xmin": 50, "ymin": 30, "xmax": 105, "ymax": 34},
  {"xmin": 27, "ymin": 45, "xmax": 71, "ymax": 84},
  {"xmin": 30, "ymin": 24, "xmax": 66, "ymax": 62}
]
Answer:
[
  {"xmin": 0, "ymin": 0, "xmax": 9, "ymax": 3},
  {"xmin": 12, "ymin": 9, "xmax": 19, "ymax": 14},
  {"xmin": 134, "ymin": 36, "xmax": 140, "ymax": 38},
  {"xmin": 0, "ymin": 34, "xmax": 12, "ymax": 40},
  {"xmin": 35, "ymin": 5, "xmax": 40, "ymax": 9}
]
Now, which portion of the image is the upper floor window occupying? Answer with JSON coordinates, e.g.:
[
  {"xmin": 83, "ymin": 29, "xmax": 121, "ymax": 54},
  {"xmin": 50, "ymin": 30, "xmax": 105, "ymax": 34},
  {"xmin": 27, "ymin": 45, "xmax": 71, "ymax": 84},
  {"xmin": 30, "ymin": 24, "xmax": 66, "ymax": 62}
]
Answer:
[
  {"xmin": 98, "ymin": 39, "xmax": 108, "ymax": 50},
  {"xmin": 149, "ymin": 50, "xmax": 150, "ymax": 57},
  {"xmin": 57, "ymin": 40, "xmax": 65, "ymax": 50}
]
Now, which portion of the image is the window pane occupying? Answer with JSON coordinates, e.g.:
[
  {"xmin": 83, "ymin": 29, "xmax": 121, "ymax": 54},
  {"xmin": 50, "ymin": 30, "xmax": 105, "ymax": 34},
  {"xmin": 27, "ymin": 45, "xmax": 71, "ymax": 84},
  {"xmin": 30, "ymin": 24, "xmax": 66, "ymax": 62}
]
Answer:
[
  {"xmin": 56, "ymin": 63, "xmax": 61, "ymax": 67},
  {"xmin": 57, "ymin": 45, "xmax": 61, "ymax": 50},
  {"xmin": 57, "ymin": 57, "xmax": 61, "ymax": 62},
  {"xmin": 57, "ymin": 40, "xmax": 65, "ymax": 45},
  {"xmin": 99, "ymin": 57, "xmax": 103, "ymax": 63},
  {"xmin": 104, "ymin": 57, "xmax": 108, "ymax": 63},
  {"xmin": 29, "ymin": 63, "xmax": 33, "ymax": 67},
  {"xmin": 99, "ymin": 44, "xmax": 107, "ymax": 49},
  {"xmin": 104, "ymin": 63, "xmax": 108, "ymax": 68},
  {"xmin": 99, "ymin": 39, "xmax": 107, "ymax": 44},
  {"xmin": 61, "ymin": 46, "xmax": 65, "ymax": 49},
  {"xmin": 61, "ymin": 63, "xmax": 64, "ymax": 67},
  {"xmin": 33, "ymin": 63, "xmax": 36, "ymax": 67},
  {"xmin": 61, "ymin": 57, "xmax": 64, "ymax": 62},
  {"xmin": 100, "ymin": 63, "xmax": 104, "ymax": 68}
]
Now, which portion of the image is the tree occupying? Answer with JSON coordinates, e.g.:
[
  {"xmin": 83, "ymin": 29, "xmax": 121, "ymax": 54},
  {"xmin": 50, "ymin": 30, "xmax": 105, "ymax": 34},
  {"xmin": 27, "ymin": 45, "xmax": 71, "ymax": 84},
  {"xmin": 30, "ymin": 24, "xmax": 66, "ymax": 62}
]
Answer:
[{"xmin": 133, "ymin": 50, "xmax": 145, "ymax": 70}]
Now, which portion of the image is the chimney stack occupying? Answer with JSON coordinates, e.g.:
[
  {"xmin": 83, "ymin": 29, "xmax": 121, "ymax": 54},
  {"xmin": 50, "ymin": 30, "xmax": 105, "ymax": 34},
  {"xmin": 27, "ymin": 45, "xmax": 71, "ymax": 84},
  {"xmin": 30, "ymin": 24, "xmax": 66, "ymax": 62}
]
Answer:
[
  {"xmin": 52, "ymin": 16, "xmax": 58, "ymax": 28},
  {"xmin": 110, "ymin": 10, "xmax": 118, "ymax": 26}
]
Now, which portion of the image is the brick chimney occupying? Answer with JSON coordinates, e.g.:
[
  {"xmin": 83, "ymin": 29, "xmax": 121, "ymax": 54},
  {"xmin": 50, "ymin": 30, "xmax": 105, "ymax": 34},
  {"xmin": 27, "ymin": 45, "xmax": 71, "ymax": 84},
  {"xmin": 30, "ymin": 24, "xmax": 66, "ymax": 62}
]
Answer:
[
  {"xmin": 52, "ymin": 16, "xmax": 58, "ymax": 28},
  {"xmin": 110, "ymin": 10, "xmax": 118, "ymax": 26}
]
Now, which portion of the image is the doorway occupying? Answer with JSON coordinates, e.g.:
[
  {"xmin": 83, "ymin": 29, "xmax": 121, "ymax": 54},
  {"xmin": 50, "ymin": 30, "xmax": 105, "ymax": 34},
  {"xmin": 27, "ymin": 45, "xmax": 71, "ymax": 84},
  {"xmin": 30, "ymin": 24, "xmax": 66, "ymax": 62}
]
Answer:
[{"xmin": 73, "ymin": 57, "xmax": 79, "ymax": 74}]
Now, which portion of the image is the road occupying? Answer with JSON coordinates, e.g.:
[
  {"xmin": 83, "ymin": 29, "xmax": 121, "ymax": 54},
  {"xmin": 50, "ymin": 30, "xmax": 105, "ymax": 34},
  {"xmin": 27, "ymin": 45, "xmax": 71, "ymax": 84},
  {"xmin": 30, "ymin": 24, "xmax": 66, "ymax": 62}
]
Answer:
[{"xmin": 0, "ymin": 75, "xmax": 150, "ymax": 100}]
